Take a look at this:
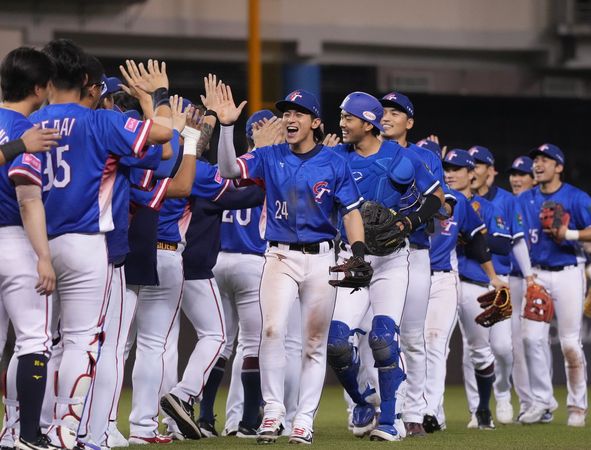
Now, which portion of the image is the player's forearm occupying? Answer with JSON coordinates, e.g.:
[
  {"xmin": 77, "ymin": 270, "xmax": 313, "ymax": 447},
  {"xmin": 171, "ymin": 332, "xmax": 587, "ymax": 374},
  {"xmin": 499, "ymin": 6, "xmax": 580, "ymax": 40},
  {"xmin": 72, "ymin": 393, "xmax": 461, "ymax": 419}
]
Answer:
[
  {"xmin": 464, "ymin": 231, "xmax": 491, "ymax": 264},
  {"xmin": 16, "ymin": 186, "xmax": 51, "ymax": 261},
  {"xmin": 218, "ymin": 124, "xmax": 242, "ymax": 179},
  {"xmin": 562, "ymin": 227, "xmax": 591, "ymax": 242},
  {"xmin": 480, "ymin": 260, "xmax": 499, "ymax": 283},
  {"xmin": 487, "ymin": 234, "xmax": 512, "ymax": 255},
  {"xmin": 195, "ymin": 116, "xmax": 216, "ymax": 160},
  {"xmin": 405, "ymin": 192, "xmax": 441, "ymax": 230},
  {"xmin": 0, "ymin": 139, "xmax": 26, "ymax": 166},
  {"xmin": 343, "ymin": 209, "xmax": 365, "ymax": 245},
  {"xmin": 511, "ymin": 237, "xmax": 533, "ymax": 277}
]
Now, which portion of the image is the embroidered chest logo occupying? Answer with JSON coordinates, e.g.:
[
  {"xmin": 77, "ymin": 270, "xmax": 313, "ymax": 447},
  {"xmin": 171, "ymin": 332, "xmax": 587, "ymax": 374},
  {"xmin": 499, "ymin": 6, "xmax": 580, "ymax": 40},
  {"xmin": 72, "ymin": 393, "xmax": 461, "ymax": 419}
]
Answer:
[
  {"xmin": 313, "ymin": 181, "xmax": 331, "ymax": 203},
  {"xmin": 440, "ymin": 218, "xmax": 457, "ymax": 235}
]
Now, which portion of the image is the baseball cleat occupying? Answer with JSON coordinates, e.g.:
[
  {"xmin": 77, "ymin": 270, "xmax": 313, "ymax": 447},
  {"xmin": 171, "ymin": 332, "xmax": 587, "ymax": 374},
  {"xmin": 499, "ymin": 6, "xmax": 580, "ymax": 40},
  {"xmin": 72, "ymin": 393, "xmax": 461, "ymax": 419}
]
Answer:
[
  {"xmin": 351, "ymin": 404, "xmax": 376, "ymax": 437},
  {"xmin": 518, "ymin": 405, "xmax": 547, "ymax": 424},
  {"xmin": 467, "ymin": 412, "xmax": 478, "ymax": 429},
  {"xmin": 540, "ymin": 410, "xmax": 554, "ymax": 424},
  {"xmin": 404, "ymin": 422, "xmax": 427, "ymax": 437},
  {"xmin": 567, "ymin": 408, "xmax": 586, "ymax": 427},
  {"xmin": 15, "ymin": 437, "xmax": 49, "ymax": 450},
  {"xmin": 288, "ymin": 427, "xmax": 313, "ymax": 445},
  {"xmin": 422, "ymin": 414, "xmax": 442, "ymax": 433},
  {"xmin": 475, "ymin": 409, "xmax": 496, "ymax": 430},
  {"xmin": 236, "ymin": 423, "xmax": 258, "ymax": 438},
  {"xmin": 369, "ymin": 425, "xmax": 401, "ymax": 441},
  {"xmin": 256, "ymin": 417, "xmax": 283, "ymax": 444},
  {"xmin": 127, "ymin": 435, "xmax": 172, "ymax": 445},
  {"xmin": 197, "ymin": 419, "xmax": 218, "ymax": 438},
  {"xmin": 159, "ymin": 393, "xmax": 201, "ymax": 440},
  {"xmin": 221, "ymin": 428, "xmax": 238, "ymax": 437},
  {"xmin": 106, "ymin": 422, "xmax": 128, "ymax": 448},
  {"xmin": 495, "ymin": 398, "xmax": 514, "ymax": 424}
]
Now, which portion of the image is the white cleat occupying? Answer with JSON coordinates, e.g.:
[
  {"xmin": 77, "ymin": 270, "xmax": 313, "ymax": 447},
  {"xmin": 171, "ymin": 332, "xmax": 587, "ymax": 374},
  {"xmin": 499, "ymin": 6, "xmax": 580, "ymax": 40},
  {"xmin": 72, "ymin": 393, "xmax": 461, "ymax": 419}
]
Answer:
[
  {"xmin": 518, "ymin": 405, "xmax": 547, "ymax": 424},
  {"xmin": 495, "ymin": 399, "xmax": 514, "ymax": 424},
  {"xmin": 467, "ymin": 413, "xmax": 478, "ymax": 429},
  {"xmin": 567, "ymin": 408, "xmax": 586, "ymax": 427},
  {"xmin": 106, "ymin": 422, "xmax": 128, "ymax": 448}
]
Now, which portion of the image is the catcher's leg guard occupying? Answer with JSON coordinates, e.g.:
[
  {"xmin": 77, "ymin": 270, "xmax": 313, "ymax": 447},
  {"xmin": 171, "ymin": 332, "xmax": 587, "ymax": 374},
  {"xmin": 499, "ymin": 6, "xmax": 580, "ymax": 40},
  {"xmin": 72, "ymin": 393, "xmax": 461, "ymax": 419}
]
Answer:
[
  {"xmin": 55, "ymin": 374, "xmax": 93, "ymax": 449},
  {"xmin": 327, "ymin": 321, "xmax": 366, "ymax": 405},
  {"xmin": 369, "ymin": 316, "xmax": 406, "ymax": 426}
]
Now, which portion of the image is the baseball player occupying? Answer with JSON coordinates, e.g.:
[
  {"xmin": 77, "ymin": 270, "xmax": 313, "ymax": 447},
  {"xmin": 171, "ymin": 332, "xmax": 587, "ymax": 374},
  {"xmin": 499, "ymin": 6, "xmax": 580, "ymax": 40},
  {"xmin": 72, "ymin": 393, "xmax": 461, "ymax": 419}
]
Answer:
[
  {"xmin": 31, "ymin": 39, "xmax": 173, "ymax": 449},
  {"xmin": 465, "ymin": 145, "xmax": 535, "ymax": 424},
  {"xmin": 0, "ymin": 46, "xmax": 57, "ymax": 450},
  {"xmin": 327, "ymin": 92, "xmax": 442, "ymax": 441},
  {"xmin": 517, "ymin": 144, "xmax": 589, "ymax": 427},
  {"xmin": 379, "ymin": 91, "xmax": 449, "ymax": 436},
  {"xmin": 215, "ymin": 84, "xmax": 367, "ymax": 444},
  {"xmin": 442, "ymin": 149, "xmax": 511, "ymax": 430}
]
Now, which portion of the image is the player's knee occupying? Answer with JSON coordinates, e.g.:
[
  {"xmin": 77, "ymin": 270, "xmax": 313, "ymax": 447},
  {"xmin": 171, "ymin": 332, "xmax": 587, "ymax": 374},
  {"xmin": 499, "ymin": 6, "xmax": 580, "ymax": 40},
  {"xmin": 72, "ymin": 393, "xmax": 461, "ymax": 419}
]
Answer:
[
  {"xmin": 369, "ymin": 315, "xmax": 401, "ymax": 369},
  {"xmin": 491, "ymin": 340, "xmax": 513, "ymax": 360},
  {"xmin": 327, "ymin": 321, "xmax": 354, "ymax": 369},
  {"xmin": 559, "ymin": 337, "xmax": 584, "ymax": 369},
  {"xmin": 263, "ymin": 324, "xmax": 282, "ymax": 340},
  {"xmin": 63, "ymin": 331, "xmax": 101, "ymax": 363}
]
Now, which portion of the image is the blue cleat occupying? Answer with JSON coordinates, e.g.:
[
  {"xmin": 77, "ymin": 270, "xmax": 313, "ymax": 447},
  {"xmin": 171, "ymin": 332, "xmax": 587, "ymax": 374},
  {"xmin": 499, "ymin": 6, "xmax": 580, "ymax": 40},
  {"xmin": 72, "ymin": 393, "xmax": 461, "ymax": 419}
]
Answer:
[
  {"xmin": 352, "ymin": 404, "xmax": 376, "ymax": 438},
  {"xmin": 369, "ymin": 424, "xmax": 401, "ymax": 441}
]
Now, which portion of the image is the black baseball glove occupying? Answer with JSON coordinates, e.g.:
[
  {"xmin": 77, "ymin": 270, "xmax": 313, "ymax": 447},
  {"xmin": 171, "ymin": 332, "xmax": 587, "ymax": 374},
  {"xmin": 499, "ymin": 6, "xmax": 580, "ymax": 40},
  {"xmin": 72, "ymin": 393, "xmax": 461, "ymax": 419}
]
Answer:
[
  {"xmin": 329, "ymin": 256, "xmax": 373, "ymax": 292},
  {"xmin": 361, "ymin": 201, "xmax": 411, "ymax": 256}
]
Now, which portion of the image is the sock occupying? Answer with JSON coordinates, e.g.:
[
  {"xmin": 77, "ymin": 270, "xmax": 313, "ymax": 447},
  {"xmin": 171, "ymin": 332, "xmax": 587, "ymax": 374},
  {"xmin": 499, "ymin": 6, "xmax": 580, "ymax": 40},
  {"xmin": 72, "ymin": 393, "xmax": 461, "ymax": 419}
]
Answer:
[
  {"xmin": 241, "ymin": 357, "xmax": 262, "ymax": 429},
  {"xmin": 475, "ymin": 363, "xmax": 495, "ymax": 411},
  {"xmin": 199, "ymin": 358, "xmax": 226, "ymax": 423},
  {"xmin": 17, "ymin": 353, "xmax": 48, "ymax": 442}
]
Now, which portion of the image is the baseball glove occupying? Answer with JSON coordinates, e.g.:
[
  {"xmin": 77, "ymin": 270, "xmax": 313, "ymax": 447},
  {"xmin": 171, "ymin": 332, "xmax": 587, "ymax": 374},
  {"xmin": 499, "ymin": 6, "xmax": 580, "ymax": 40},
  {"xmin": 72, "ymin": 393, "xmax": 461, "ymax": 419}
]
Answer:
[
  {"xmin": 475, "ymin": 287, "xmax": 512, "ymax": 328},
  {"xmin": 523, "ymin": 283, "xmax": 554, "ymax": 323},
  {"xmin": 361, "ymin": 201, "xmax": 411, "ymax": 256},
  {"xmin": 539, "ymin": 201, "xmax": 570, "ymax": 232},
  {"xmin": 329, "ymin": 256, "xmax": 373, "ymax": 292}
]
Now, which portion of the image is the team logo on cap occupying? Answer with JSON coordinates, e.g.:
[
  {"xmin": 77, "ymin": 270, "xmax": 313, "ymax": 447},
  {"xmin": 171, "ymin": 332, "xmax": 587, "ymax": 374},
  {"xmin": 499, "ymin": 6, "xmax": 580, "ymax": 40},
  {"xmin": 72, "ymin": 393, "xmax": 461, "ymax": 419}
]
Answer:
[
  {"xmin": 313, "ymin": 181, "xmax": 331, "ymax": 203},
  {"xmin": 468, "ymin": 147, "xmax": 478, "ymax": 156},
  {"xmin": 514, "ymin": 158, "xmax": 524, "ymax": 167},
  {"xmin": 539, "ymin": 144, "xmax": 549, "ymax": 151},
  {"xmin": 288, "ymin": 91, "xmax": 303, "ymax": 102},
  {"xmin": 446, "ymin": 150, "xmax": 458, "ymax": 161},
  {"xmin": 362, "ymin": 111, "xmax": 377, "ymax": 121},
  {"xmin": 385, "ymin": 93, "xmax": 397, "ymax": 100}
]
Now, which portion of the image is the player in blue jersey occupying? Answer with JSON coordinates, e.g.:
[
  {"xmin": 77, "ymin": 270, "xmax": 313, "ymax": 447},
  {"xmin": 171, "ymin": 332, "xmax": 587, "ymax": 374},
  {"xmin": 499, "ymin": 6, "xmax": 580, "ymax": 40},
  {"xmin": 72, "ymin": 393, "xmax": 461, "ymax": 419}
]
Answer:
[
  {"xmin": 0, "ymin": 46, "xmax": 58, "ymax": 450},
  {"xmin": 30, "ymin": 39, "xmax": 173, "ymax": 449},
  {"xmin": 326, "ymin": 92, "xmax": 443, "ymax": 441},
  {"xmin": 466, "ymin": 145, "xmax": 535, "ymax": 424},
  {"xmin": 379, "ymin": 91, "xmax": 450, "ymax": 437},
  {"xmin": 517, "ymin": 144, "xmax": 589, "ymax": 427},
  {"xmin": 442, "ymin": 149, "xmax": 511, "ymax": 430},
  {"xmin": 215, "ymin": 84, "xmax": 367, "ymax": 444}
]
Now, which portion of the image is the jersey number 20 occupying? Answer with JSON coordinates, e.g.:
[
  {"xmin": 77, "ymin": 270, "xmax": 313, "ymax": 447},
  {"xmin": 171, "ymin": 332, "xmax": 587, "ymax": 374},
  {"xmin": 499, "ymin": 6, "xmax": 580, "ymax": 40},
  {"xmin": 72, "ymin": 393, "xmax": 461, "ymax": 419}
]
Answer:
[{"xmin": 44, "ymin": 145, "xmax": 71, "ymax": 191}]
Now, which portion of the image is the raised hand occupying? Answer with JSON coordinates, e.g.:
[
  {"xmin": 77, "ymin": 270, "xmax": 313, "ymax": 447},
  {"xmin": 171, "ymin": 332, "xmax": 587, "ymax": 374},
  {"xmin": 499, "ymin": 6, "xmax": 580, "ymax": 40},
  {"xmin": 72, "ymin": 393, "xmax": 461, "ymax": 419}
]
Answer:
[
  {"xmin": 213, "ymin": 82, "xmax": 247, "ymax": 125},
  {"xmin": 200, "ymin": 73, "xmax": 221, "ymax": 110},
  {"xmin": 186, "ymin": 105, "xmax": 204, "ymax": 130},
  {"xmin": 252, "ymin": 116, "xmax": 284, "ymax": 147},
  {"xmin": 170, "ymin": 95, "xmax": 188, "ymax": 132},
  {"xmin": 322, "ymin": 133, "xmax": 341, "ymax": 147},
  {"xmin": 138, "ymin": 59, "xmax": 169, "ymax": 92}
]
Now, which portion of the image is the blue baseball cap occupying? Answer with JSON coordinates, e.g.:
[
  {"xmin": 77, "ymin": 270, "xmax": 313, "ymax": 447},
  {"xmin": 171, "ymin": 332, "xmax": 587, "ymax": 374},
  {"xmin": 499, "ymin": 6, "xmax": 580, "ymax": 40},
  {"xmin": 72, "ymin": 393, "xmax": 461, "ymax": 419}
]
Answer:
[
  {"xmin": 468, "ymin": 145, "xmax": 494, "ymax": 165},
  {"xmin": 246, "ymin": 109, "xmax": 275, "ymax": 139},
  {"xmin": 181, "ymin": 98, "xmax": 192, "ymax": 112},
  {"xmin": 275, "ymin": 89, "xmax": 321, "ymax": 118},
  {"xmin": 529, "ymin": 143, "xmax": 565, "ymax": 165},
  {"xmin": 416, "ymin": 139, "xmax": 442, "ymax": 159},
  {"xmin": 508, "ymin": 156, "xmax": 533, "ymax": 175},
  {"xmin": 443, "ymin": 149, "xmax": 475, "ymax": 170},
  {"xmin": 380, "ymin": 91, "xmax": 415, "ymax": 118},
  {"xmin": 340, "ymin": 91, "xmax": 384, "ymax": 132},
  {"xmin": 101, "ymin": 75, "xmax": 123, "ymax": 98}
]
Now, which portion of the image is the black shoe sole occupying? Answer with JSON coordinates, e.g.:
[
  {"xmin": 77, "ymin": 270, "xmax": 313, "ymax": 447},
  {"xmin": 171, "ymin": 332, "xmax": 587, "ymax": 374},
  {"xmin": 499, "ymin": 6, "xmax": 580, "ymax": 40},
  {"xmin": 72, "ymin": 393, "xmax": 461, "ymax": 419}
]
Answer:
[{"xmin": 160, "ymin": 394, "xmax": 202, "ymax": 440}]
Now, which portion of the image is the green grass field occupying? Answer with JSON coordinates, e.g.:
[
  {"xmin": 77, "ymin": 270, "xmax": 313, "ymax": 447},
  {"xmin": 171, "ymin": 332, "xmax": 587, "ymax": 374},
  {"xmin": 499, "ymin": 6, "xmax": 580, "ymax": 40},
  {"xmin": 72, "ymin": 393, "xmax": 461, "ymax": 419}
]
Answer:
[{"xmin": 112, "ymin": 385, "xmax": 589, "ymax": 449}]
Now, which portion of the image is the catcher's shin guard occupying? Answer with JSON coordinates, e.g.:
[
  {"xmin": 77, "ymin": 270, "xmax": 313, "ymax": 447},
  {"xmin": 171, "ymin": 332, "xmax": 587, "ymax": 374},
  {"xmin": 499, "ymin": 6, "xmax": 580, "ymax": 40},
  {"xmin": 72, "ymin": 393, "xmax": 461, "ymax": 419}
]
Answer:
[
  {"xmin": 327, "ymin": 321, "xmax": 365, "ymax": 405},
  {"xmin": 55, "ymin": 374, "xmax": 93, "ymax": 449},
  {"xmin": 369, "ymin": 316, "xmax": 406, "ymax": 425}
]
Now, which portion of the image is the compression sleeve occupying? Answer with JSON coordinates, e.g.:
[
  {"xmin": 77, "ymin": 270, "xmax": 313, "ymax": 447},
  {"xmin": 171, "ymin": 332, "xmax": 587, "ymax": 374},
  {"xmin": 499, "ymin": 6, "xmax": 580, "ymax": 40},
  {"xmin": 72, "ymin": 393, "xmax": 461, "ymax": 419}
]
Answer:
[
  {"xmin": 464, "ymin": 231, "xmax": 492, "ymax": 264},
  {"xmin": 512, "ymin": 237, "xmax": 533, "ymax": 277},
  {"xmin": 217, "ymin": 125, "xmax": 242, "ymax": 179}
]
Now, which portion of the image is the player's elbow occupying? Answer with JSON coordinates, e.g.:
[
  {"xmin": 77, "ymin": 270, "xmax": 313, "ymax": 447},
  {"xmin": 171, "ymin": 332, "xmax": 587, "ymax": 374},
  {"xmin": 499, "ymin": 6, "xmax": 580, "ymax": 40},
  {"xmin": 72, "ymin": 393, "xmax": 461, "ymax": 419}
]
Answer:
[
  {"xmin": 148, "ymin": 125, "xmax": 173, "ymax": 145},
  {"xmin": 166, "ymin": 184, "xmax": 191, "ymax": 199}
]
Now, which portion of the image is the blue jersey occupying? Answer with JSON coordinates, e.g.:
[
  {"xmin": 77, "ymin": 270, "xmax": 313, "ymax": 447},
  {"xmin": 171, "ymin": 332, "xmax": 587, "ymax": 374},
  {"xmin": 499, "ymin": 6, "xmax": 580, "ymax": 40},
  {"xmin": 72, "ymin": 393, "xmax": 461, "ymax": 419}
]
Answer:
[
  {"xmin": 221, "ymin": 206, "xmax": 266, "ymax": 255},
  {"xmin": 405, "ymin": 142, "xmax": 444, "ymax": 249},
  {"xmin": 484, "ymin": 186, "xmax": 527, "ymax": 276},
  {"xmin": 157, "ymin": 160, "xmax": 231, "ymax": 243},
  {"xmin": 30, "ymin": 103, "xmax": 152, "ymax": 237},
  {"xmin": 430, "ymin": 190, "xmax": 485, "ymax": 272},
  {"xmin": 518, "ymin": 183, "xmax": 591, "ymax": 267},
  {"xmin": 458, "ymin": 195, "xmax": 511, "ymax": 283},
  {"xmin": 0, "ymin": 109, "xmax": 38, "ymax": 226},
  {"xmin": 236, "ymin": 143, "xmax": 362, "ymax": 243}
]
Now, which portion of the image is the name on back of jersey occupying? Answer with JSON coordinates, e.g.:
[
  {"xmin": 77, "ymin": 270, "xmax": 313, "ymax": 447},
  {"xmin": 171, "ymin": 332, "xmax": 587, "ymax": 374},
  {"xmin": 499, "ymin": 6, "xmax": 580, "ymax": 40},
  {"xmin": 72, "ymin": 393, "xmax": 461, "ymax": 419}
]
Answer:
[{"xmin": 40, "ymin": 118, "xmax": 76, "ymax": 136}]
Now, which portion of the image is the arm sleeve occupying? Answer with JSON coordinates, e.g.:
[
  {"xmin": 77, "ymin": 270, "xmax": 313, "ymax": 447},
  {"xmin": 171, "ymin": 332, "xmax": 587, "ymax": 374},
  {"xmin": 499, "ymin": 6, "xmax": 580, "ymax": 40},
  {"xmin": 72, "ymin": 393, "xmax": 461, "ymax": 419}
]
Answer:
[
  {"xmin": 512, "ymin": 237, "xmax": 533, "ymax": 277},
  {"xmin": 487, "ymin": 234, "xmax": 512, "ymax": 255},
  {"xmin": 217, "ymin": 124, "xmax": 243, "ymax": 178},
  {"xmin": 406, "ymin": 193, "xmax": 441, "ymax": 229},
  {"xmin": 464, "ymin": 231, "xmax": 492, "ymax": 264}
]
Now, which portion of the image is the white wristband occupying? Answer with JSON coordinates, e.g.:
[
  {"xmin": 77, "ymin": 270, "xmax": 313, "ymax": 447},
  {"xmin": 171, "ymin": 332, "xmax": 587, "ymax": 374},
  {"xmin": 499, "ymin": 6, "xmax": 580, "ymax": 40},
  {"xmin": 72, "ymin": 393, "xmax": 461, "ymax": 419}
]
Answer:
[
  {"xmin": 564, "ymin": 229, "xmax": 580, "ymax": 241},
  {"xmin": 181, "ymin": 126, "xmax": 201, "ymax": 141},
  {"xmin": 183, "ymin": 137, "xmax": 197, "ymax": 156}
]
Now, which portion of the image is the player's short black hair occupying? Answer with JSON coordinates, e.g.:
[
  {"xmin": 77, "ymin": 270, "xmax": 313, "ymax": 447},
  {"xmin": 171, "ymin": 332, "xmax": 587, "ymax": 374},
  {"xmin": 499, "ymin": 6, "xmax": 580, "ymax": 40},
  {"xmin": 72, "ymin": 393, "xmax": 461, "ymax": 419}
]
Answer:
[
  {"xmin": 42, "ymin": 38, "xmax": 87, "ymax": 91},
  {"xmin": 0, "ymin": 47, "xmax": 54, "ymax": 102},
  {"xmin": 113, "ymin": 91, "xmax": 142, "ymax": 116},
  {"xmin": 81, "ymin": 54, "xmax": 105, "ymax": 99},
  {"xmin": 370, "ymin": 126, "xmax": 380, "ymax": 137}
]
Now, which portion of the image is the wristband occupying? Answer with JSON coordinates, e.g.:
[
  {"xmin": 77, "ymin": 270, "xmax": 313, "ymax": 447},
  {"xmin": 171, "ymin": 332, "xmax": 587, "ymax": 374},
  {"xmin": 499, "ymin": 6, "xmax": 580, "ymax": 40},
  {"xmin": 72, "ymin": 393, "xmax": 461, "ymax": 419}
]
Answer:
[
  {"xmin": 0, "ymin": 139, "xmax": 26, "ymax": 163},
  {"xmin": 182, "ymin": 137, "xmax": 197, "ymax": 157},
  {"xmin": 204, "ymin": 109, "xmax": 219, "ymax": 121},
  {"xmin": 181, "ymin": 126, "xmax": 201, "ymax": 141},
  {"xmin": 351, "ymin": 241, "xmax": 366, "ymax": 258},
  {"xmin": 564, "ymin": 229, "xmax": 580, "ymax": 241},
  {"xmin": 152, "ymin": 87, "xmax": 170, "ymax": 108}
]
